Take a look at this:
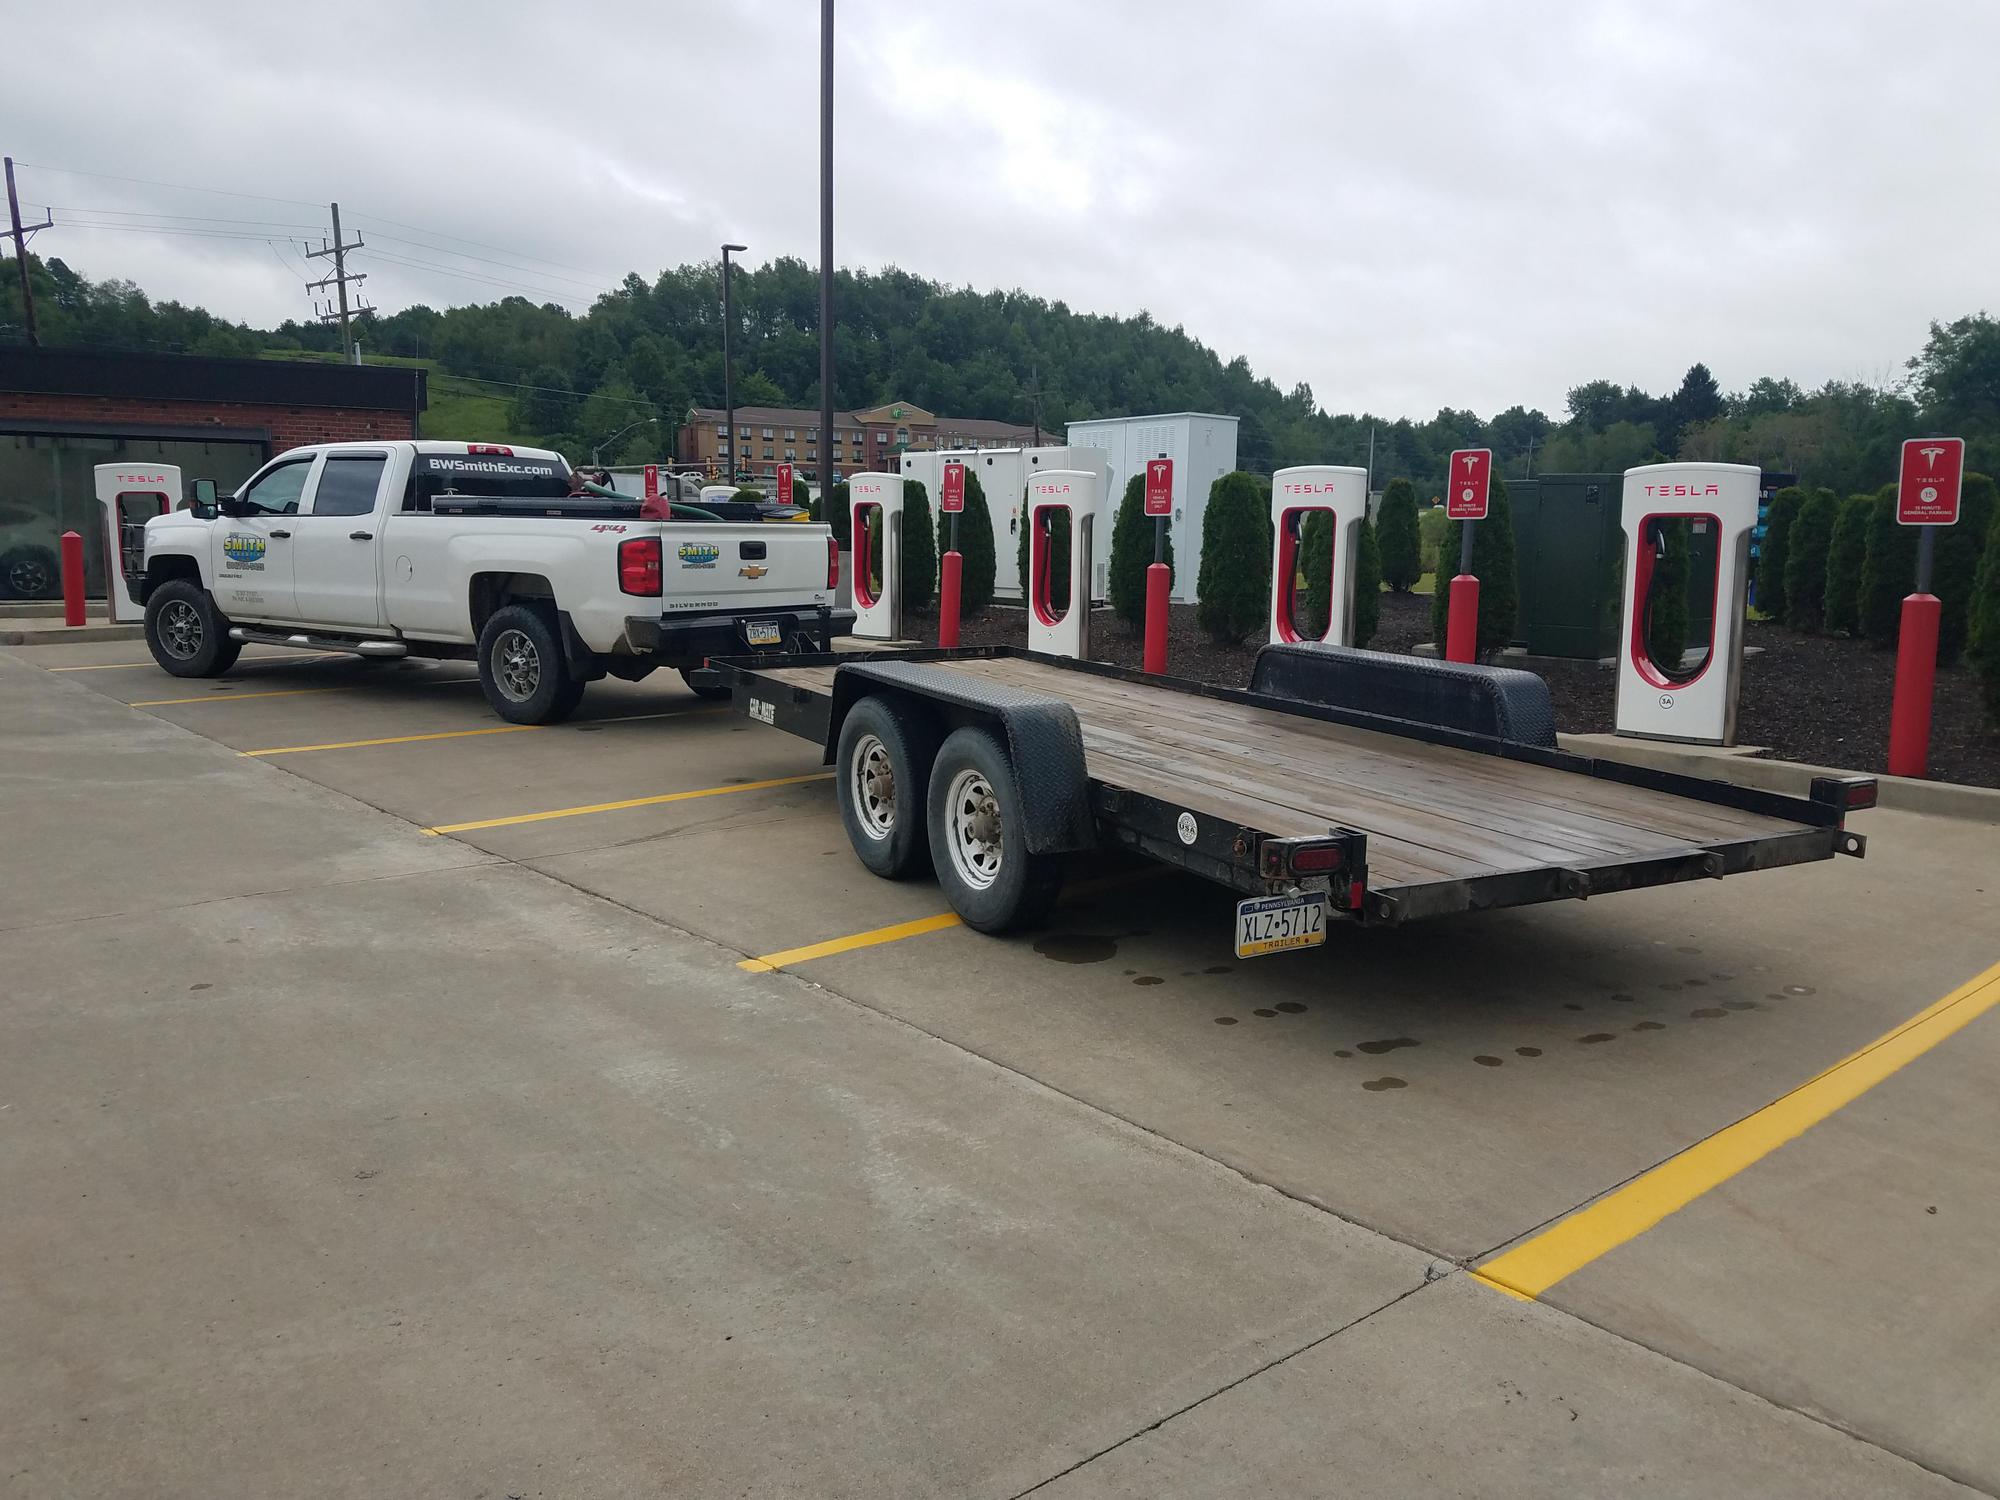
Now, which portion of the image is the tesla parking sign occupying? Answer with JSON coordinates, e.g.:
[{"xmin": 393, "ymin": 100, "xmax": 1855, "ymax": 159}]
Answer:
[
  {"xmin": 1447, "ymin": 449, "xmax": 1492, "ymax": 520},
  {"xmin": 941, "ymin": 461, "xmax": 965, "ymax": 513},
  {"xmin": 775, "ymin": 462, "xmax": 793, "ymax": 504},
  {"xmin": 1897, "ymin": 437, "xmax": 1963, "ymax": 525},
  {"xmin": 1144, "ymin": 457, "xmax": 1173, "ymax": 517}
]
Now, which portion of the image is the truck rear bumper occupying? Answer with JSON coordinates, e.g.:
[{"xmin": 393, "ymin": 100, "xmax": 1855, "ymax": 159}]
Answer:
[{"xmin": 623, "ymin": 606, "xmax": 855, "ymax": 662}]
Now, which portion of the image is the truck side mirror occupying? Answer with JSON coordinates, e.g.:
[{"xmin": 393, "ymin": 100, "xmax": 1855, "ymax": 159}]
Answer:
[{"xmin": 189, "ymin": 478, "xmax": 219, "ymax": 517}]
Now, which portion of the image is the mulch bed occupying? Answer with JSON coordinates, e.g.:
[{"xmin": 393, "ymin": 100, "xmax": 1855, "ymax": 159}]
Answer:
[{"xmin": 899, "ymin": 592, "xmax": 2000, "ymax": 789}]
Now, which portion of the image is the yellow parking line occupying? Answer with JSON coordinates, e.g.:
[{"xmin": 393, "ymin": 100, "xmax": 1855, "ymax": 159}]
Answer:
[
  {"xmin": 736, "ymin": 866, "xmax": 1169, "ymax": 973},
  {"xmin": 1474, "ymin": 957, "xmax": 2000, "ymax": 1303},
  {"xmin": 49, "ymin": 653, "xmax": 345, "ymax": 672},
  {"xmin": 422, "ymin": 771, "xmax": 833, "ymax": 836},
  {"xmin": 131, "ymin": 686, "xmax": 350, "ymax": 707},
  {"xmin": 239, "ymin": 707, "xmax": 729, "ymax": 757}
]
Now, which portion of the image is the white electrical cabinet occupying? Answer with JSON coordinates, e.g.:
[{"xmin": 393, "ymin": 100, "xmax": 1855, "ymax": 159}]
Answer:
[
  {"xmin": 899, "ymin": 446, "xmax": 1109, "ymax": 601},
  {"xmin": 1062, "ymin": 412, "xmax": 1239, "ymax": 603}
]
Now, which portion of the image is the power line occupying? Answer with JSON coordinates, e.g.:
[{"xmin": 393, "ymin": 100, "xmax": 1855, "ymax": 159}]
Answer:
[
  {"xmin": 345, "ymin": 210, "xmax": 616, "ymax": 282},
  {"xmin": 48, "ymin": 203, "xmax": 325, "ymax": 232},
  {"xmin": 11, "ymin": 161, "xmax": 324, "ymax": 211}
]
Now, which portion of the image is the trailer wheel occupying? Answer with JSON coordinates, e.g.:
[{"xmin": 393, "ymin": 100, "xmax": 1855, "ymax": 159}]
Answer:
[
  {"xmin": 926, "ymin": 725, "xmax": 1064, "ymax": 932},
  {"xmin": 478, "ymin": 604, "xmax": 584, "ymax": 724},
  {"xmin": 836, "ymin": 695, "xmax": 938, "ymax": 878}
]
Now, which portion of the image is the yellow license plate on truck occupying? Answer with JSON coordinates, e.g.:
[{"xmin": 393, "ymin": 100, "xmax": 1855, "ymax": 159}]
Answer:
[
  {"xmin": 745, "ymin": 620, "xmax": 782, "ymax": 647},
  {"xmin": 1234, "ymin": 893, "xmax": 1326, "ymax": 959}
]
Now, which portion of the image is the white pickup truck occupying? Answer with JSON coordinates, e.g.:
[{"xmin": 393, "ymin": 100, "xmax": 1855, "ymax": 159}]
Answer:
[{"xmin": 135, "ymin": 441, "xmax": 851, "ymax": 723}]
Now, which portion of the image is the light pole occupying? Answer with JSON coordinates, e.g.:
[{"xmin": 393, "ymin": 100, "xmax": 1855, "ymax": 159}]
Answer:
[
  {"xmin": 818, "ymin": 0, "xmax": 835, "ymax": 521},
  {"xmin": 591, "ymin": 415, "xmax": 656, "ymax": 466},
  {"xmin": 721, "ymin": 242, "xmax": 747, "ymax": 481}
]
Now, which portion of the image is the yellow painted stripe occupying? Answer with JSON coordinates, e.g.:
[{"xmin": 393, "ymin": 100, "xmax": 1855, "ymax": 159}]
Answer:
[
  {"xmin": 737, "ymin": 866, "xmax": 1169, "ymax": 973},
  {"xmin": 1476, "ymin": 958, "xmax": 2000, "ymax": 1301},
  {"xmin": 239, "ymin": 706, "xmax": 728, "ymax": 757},
  {"xmin": 50, "ymin": 652, "xmax": 346, "ymax": 672},
  {"xmin": 423, "ymin": 771, "xmax": 832, "ymax": 835},
  {"xmin": 131, "ymin": 686, "xmax": 349, "ymax": 707}
]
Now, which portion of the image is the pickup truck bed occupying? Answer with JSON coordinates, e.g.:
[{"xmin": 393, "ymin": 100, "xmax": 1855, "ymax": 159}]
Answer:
[{"xmin": 729, "ymin": 646, "xmax": 1871, "ymax": 931}]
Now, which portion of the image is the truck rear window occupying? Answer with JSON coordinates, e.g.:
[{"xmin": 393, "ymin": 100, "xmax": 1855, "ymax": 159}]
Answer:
[{"xmin": 404, "ymin": 454, "xmax": 571, "ymax": 511}]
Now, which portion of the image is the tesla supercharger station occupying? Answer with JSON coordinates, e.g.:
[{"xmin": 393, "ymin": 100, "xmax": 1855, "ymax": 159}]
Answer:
[
  {"xmin": 849, "ymin": 470, "xmax": 904, "ymax": 639},
  {"xmin": 1026, "ymin": 469, "xmax": 1099, "ymax": 658},
  {"xmin": 1268, "ymin": 465, "xmax": 1370, "ymax": 646},
  {"xmin": 1614, "ymin": 461, "xmax": 1759, "ymax": 745},
  {"xmin": 94, "ymin": 462, "xmax": 181, "ymax": 622}
]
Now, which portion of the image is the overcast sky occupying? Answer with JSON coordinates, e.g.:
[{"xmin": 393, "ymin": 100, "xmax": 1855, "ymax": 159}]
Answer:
[{"xmin": 10, "ymin": 0, "xmax": 1997, "ymax": 420}]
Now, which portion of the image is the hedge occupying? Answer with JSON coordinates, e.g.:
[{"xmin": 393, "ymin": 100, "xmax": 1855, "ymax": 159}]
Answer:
[
  {"xmin": 1756, "ymin": 485, "xmax": 1806, "ymax": 619},
  {"xmin": 1107, "ymin": 472, "xmax": 1174, "ymax": 630},
  {"xmin": 1016, "ymin": 486, "xmax": 1072, "ymax": 614},
  {"xmin": 901, "ymin": 480, "xmax": 937, "ymax": 611},
  {"xmin": 813, "ymin": 480, "xmax": 851, "ymax": 547},
  {"xmin": 1428, "ymin": 475, "xmax": 1520, "ymax": 655},
  {"xmin": 1782, "ymin": 489, "xmax": 1839, "ymax": 632},
  {"xmin": 1823, "ymin": 494, "xmax": 1874, "ymax": 636},
  {"xmin": 1645, "ymin": 519, "xmax": 1691, "ymax": 670},
  {"xmin": 1858, "ymin": 485, "xmax": 1918, "ymax": 646},
  {"xmin": 1968, "ymin": 498, "xmax": 2000, "ymax": 722},
  {"xmin": 1196, "ymin": 471, "xmax": 1272, "ymax": 642},
  {"xmin": 1931, "ymin": 471, "xmax": 1997, "ymax": 667},
  {"xmin": 1376, "ymin": 478, "xmax": 1422, "ymax": 592},
  {"xmin": 947, "ymin": 466, "xmax": 997, "ymax": 615}
]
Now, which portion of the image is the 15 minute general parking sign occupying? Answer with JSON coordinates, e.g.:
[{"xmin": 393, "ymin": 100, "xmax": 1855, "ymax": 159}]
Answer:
[
  {"xmin": 1897, "ymin": 437, "xmax": 1964, "ymax": 526},
  {"xmin": 1446, "ymin": 449, "xmax": 1492, "ymax": 520}
]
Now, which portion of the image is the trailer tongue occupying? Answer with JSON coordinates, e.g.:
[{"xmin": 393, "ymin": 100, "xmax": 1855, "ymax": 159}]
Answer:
[{"xmin": 721, "ymin": 644, "xmax": 1871, "ymax": 955}]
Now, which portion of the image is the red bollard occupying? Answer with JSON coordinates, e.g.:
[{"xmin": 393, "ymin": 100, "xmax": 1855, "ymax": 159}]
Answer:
[
  {"xmin": 938, "ymin": 550, "xmax": 962, "ymax": 648},
  {"xmin": 1886, "ymin": 592, "xmax": 1941, "ymax": 779},
  {"xmin": 1143, "ymin": 561, "xmax": 1171, "ymax": 674},
  {"xmin": 1445, "ymin": 574, "xmax": 1480, "ymax": 663},
  {"xmin": 60, "ymin": 530, "xmax": 87, "ymax": 627}
]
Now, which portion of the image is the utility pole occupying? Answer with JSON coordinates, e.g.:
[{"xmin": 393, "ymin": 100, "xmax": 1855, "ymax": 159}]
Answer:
[
  {"xmin": 721, "ymin": 243, "xmax": 746, "ymax": 480},
  {"xmin": 6, "ymin": 157, "xmax": 55, "ymax": 347},
  {"xmin": 818, "ymin": 0, "xmax": 836, "ymax": 517},
  {"xmin": 1027, "ymin": 364, "xmax": 1043, "ymax": 447},
  {"xmin": 306, "ymin": 202, "xmax": 368, "ymax": 364}
]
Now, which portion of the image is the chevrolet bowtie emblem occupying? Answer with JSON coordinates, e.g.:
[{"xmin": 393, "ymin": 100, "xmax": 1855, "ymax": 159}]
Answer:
[{"xmin": 739, "ymin": 564, "xmax": 769, "ymax": 579}]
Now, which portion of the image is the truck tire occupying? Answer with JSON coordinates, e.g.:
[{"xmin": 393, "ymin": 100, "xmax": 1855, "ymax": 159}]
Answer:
[
  {"xmin": 836, "ymin": 695, "xmax": 940, "ymax": 879},
  {"xmin": 144, "ymin": 578, "xmax": 242, "ymax": 678},
  {"xmin": 478, "ymin": 604, "xmax": 585, "ymax": 724},
  {"xmin": 925, "ymin": 725, "xmax": 1064, "ymax": 932},
  {"xmin": 678, "ymin": 665, "xmax": 733, "ymax": 701}
]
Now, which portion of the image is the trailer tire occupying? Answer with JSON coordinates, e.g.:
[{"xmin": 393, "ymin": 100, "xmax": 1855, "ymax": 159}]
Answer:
[
  {"xmin": 144, "ymin": 579, "xmax": 242, "ymax": 678},
  {"xmin": 479, "ymin": 604, "xmax": 584, "ymax": 724},
  {"xmin": 836, "ymin": 695, "xmax": 939, "ymax": 879},
  {"xmin": 926, "ymin": 725, "xmax": 1064, "ymax": 932}
]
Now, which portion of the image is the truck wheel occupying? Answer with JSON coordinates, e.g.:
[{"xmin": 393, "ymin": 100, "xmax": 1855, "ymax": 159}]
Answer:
[
  {"xmin": 678, "ymin": 665, "xmax": 733, "ymax": 701},
  {"xmin": 479, "ymin": 604, "xmax": 584, "ymax": 724},
  {"xmin": 926, "ymin": 725, "xmax": 1064, "ymax": 932},
  {"xmin": 144, "ymin": 579, "xmax": 242, "ymax": 678},
  {"xmin": 836, "ymin": 695, "xmax": 940, "ymax": 879}
]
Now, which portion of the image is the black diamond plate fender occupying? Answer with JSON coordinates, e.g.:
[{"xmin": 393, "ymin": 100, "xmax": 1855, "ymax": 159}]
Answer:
[
  {"xmin": 829, "ymin": 660, "xmax": 1097, "ymax": 854},
  {"xmin": 1250, "ymin": 642, "xmax": 1557, "ymax": 748}
]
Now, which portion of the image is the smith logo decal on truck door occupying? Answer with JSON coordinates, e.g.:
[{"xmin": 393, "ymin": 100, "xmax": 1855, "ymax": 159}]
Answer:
[
  {"xmin": 223, "ymin": 534, "xmax": 267, "ymax": 568},
  {"xmin": 678, "ymin": 543, "xmax": 720, "ymax": 569}
]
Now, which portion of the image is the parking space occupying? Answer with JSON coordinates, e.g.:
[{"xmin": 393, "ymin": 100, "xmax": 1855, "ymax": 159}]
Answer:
[{"xmin": 7, "ymin": 636, "xmax": 1998, "ymax": 1494}]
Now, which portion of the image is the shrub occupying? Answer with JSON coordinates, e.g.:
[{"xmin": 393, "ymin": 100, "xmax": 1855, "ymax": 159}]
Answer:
[
  {"xmin": 1418, "ymin": 504, "xmax": 1449, "ymax": 578},
  {"xmin": 813, "ymin": 480, "xmax": 851, "ymax": 547},
  {"xmin": 790, "ymin": 474, "xmax": 810, "ymax": 511},
  {"xmin": 1196, "ymin": 471, "xmax": 1273, "ymax": 642},
  {"xmin": 1858, "ymin": 486, "xmax": 1917, "ymax": 646},
  {"xmin": 1968, "ymin": 497, "xmax": 2000, "ymax": 722},
  {"xmin": 1016, "ymin": 485, "xmax": 1072, "ymax": 614},
  {"xmin": 1756, "ymin": 485, "xmax": 1806, "ymax": 619},
  {"xmin": 1107, "ymin": 472, "xmax": 1174, "ymax": 630},
  {"xmin": 1428, "ymin": 475, "xmax": 1520, "ymax": 655},
  {"xmin": 1376, "ymin": 478, "xmax": 1422, "ymax": 592},
  {"xmin": 1353, "ymin": 516, "xmax": 1382, "ymax": 647},
  {"xmin": 1782, "ymin": 489, "xmax": 1839, "ymax": 632},
  {"xmin": 899, "ymin": 480, "xmax": 938, "ymax": 611},
  {"xmin": 1298, "ymin": 513, "xmax": 1381, "ymax": 646},
  {"xmin": 1933, "ymin": 471, "xmax": 1997, "ymax": 667},
  {"xmin": 950, "ymin": 466, "xmax": 997, "ymax": 615},
  {"xmin": 1644, "ymin": 519, "xmax": 1691, "ymax": 671},
  {"xmin": 1823, "ymin": 495, "xmax": 1873, "ymax": 636}
]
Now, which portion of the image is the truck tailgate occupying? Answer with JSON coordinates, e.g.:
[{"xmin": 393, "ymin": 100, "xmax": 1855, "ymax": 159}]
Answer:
[{"xmin": 666, "ymin": 523, "xmax": 827, "ymax": 614}]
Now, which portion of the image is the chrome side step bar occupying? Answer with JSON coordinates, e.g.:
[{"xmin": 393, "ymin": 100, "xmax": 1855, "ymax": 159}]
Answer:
[{"xmin": 227, "ymin": 626, "xmax": 408, "ymax": 658}]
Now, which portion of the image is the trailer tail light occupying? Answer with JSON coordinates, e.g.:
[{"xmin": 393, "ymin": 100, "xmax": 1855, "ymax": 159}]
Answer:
[
  {"xmin": 1810, "ymin": 775, "xmax": 1878, "ymax": 816},
  {"xmin": 466, "ymin": 444, "xmax": 514, "ymax": 456},
  {"xmin": 618, "ymin": 536, "xmax": 662, "ymax": 595},
  {"xmin": 1257, "ymin": 836, "xmax": 1349, "ymax": 880},
  {"xmin": 827, "ymin": 535, "xmax": 840, "ymax": 590}
]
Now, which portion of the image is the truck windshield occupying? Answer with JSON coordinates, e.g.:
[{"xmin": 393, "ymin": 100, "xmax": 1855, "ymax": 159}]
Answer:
[{"xmin": 407, "ymin": 453, "xmax": 572, "ymax": 510}]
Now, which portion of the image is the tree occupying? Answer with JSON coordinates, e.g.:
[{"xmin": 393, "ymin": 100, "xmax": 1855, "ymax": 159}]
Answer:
[
  {"xmin": 1375, "ymin": 478, "xmax": 1422, "ymax": 591},
  {"xmin": 1107, "ymin": 473, "xmax": 1174, "ymax": 630},
  {"xmin": 814, "ymin": 480, "xmax": 851, "ymax": 547},
  {"xmin": 1823, "ymin": 495, "xmax": 1874, "ymax": 635},
  {"xmin": 1783, "ymin": 490, "xmax": 1840, "ymax": 632},
  {"xmin": 1967, "ymin": 498, "xmax": 2000, "ymax": 722},
  {"xmin": 1428, "ymin": 475, "xmax": 1520, "ymax": 655},
  {"xmin": 1643, "ymin": 520, "xmax": 1691, "ymax": 670},
  {"xmin": 901, "ymin": 479, "xmax": 938, "ymax": 611},
  {"xmin": 790, "ymin": 474, "xmax": 810, "ymax": 510},
  {"xmin": 1858, "ymin": 486, "xmax": 1918, "ymax": 646},
  {"xmin": 1756, "ymin": 486, "xmax": 1807, "ymax": 618},
  {"xmin": 955, "ymin": 467, "xmax": 997, "ymax": 615},
  {"xmin": 1908, "ymin": 314, "xmax": 2000, "ymax": 472},
  {"xmin": 1017, "ymin": 486, "xmax": 1071, "ymax": 613},
  {"xmin": 1196, "ymin": 471, "xmax": 1272, "ymax": 642},
  {"xmin": 1667, "ymin": 362, "xmax": 1724, "ymax": 452},
  {"xmin": 511, "ymin": 363, "xmax": 574, "ymax": 434},
  {"xmin": 1933, "ymin": 471, "xmax": 1998, "ymax": 667},
  {"xmin": 1297, "ymin": 514, "xmax": 1381, "ymax": 646}
]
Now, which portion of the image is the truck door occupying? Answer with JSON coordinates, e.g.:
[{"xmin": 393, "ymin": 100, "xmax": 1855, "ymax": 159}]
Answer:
[
  {"xmin": 290, "ymin": 451, "xmax": 389, "ymax": 629},
  {"xmin": 212, "ymin": 454, "xmax": 313, "ymax": 621}
]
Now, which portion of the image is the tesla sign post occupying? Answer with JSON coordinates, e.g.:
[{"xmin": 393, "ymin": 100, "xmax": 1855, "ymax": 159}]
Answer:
[
  {"xmin": 1143, "ymin": 457, "xmax": 1174, "ymax": 673},
  {"xmin": 938, "ymin": 460, "xmax": 966, "ymax": 648},
  {"xmin": 1887, "ymin": 437, "xmax": 1965, "ymax": 778},
  {"xmin": 1444, "ymin": 448, "xmax": 1492, "ymax": 663}
]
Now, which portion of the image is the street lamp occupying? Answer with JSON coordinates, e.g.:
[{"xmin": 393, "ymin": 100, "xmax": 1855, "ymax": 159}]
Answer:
[
  {"xmin": 817, "ymin": 3, "xmax": 834, "ymax": 518},
  {"xmin": 591, "ymin": 415, "xmax": 656, "ymax": 466},
  {"xmin": 721, "ymin": 242, "xmax": 748, "ymax": 479}
]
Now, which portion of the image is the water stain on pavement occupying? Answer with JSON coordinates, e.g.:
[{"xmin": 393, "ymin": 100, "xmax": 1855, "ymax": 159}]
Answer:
[
  {"xmin": 1357, "ymin": 1036, "xmax": 1417, "ymax": 1054},
  {"xmin": 1577, "ymin": 1033, "xmax": 1617, "ymax": 1044},
  {"xmin": 1035, "ymin": 934, "xmax": 1117, "ymax": 964},
  {"xmin": 1691, "ymin": 1007, "xmax": 1727, "ymax": 1019},
  {"xmin": 1362, "ymin": 1077, "xmax": 1408, "ymax": 1092}
]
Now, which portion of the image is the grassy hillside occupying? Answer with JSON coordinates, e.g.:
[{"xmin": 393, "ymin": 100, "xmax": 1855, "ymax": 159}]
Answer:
[{"xmin": 259, "ymin": 349, "xmax": 534, "ymax": 444}]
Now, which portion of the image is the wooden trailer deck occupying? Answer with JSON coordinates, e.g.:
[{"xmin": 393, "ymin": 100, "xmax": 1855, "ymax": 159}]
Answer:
[{"xmin": 755, "ymin": 654, "xmax": 1815, "ymax": 894}]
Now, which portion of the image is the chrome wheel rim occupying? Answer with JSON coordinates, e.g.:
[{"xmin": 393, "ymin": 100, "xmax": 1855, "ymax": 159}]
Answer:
[
  {"xmin": 851, "ymin": 733, "xmax": 896, "ymax": 840},
  {"xmin": 159, "ymin": 599, "xmax": 203, "ymax": 659},
  {"xmin": 9, "ymin": 558, "xmax": 51, "ymax": 596},
  {"xmin": 945, "ymin": 766, "xmax": 1003, "ymax": 890},
  {"xmin": 494, "ymin": 628, "xmax": 541, "ymax": 702}
]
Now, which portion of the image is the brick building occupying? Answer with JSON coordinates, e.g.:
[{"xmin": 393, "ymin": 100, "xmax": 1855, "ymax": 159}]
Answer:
[
  {"xmin": 678, "ymin": 399, "xmax": 1042, "ymax": 484},
  {"xmin": 0, "ymin": 347, "xmax": 426, "ymax": 597}
]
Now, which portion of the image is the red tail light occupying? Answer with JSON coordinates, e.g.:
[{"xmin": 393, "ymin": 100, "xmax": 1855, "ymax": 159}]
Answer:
[
  {"xmin": 465, "ymin": 444, "xmax": 514, "ymax": 456},
  {"xmin": 827, "ymin": 535, "xmax": 840, "ymax": 589},
  {"xmin": 1289, "ymin": 843, "xmax": 1346, "ymax": 873},
  {"xmin": 619, "ymin": 536, "xmax": 662, "ymax": 595}
]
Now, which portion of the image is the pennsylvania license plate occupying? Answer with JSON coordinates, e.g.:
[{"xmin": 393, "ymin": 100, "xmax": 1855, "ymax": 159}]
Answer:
[
  {"xmin": 744, "ymin": 620, "xmax": 783, "ymax": 648},
  {"xmin": 1234, "ymin": 893, "xmax": 1327, "ymax": 959}
]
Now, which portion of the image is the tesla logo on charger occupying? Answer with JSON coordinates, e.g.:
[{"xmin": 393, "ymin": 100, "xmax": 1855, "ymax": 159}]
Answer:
[
  {"xmin": 1641, "ymin": 483, "xmax": 1721, "ymax": 498},
  {"xmin": 1281, "ymin": 482, "xmax": 1339, "ymax": 495},
  {"xmin": 1033, "ymin": 482, "xmax": 1071, "ymax": 495}
]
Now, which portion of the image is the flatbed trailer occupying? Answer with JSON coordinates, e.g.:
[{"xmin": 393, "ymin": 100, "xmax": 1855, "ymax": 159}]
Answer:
[{"xmin": 720, "ymin": 644, "xmax": 1873, "ymax": 957}]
